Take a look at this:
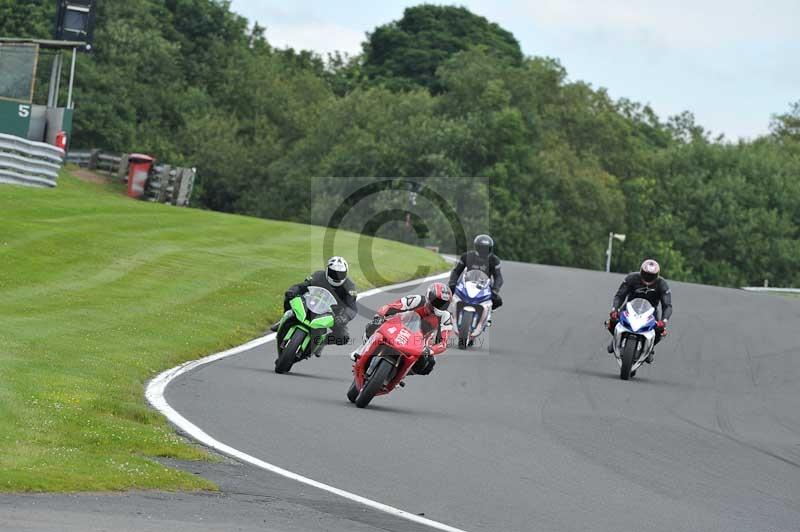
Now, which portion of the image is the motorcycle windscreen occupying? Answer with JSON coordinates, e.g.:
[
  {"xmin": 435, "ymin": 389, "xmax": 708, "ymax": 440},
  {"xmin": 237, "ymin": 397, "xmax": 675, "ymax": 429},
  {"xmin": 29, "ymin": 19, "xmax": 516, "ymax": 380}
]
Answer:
[
  {"xmin": 399, "ymin": 311, "xmax": 421, "ymax": 328},
  {"xmin": 385, "ymin": 312, "xmax": 431, "ymax": 353},
  {"xmin": 627, "ymin": 297, "xmax": 654, "ymax": 315},
  {"xmin": 458, "ymin": 270, "xmax": 492, "ymax": 301},
  {"xmin": 624, "ymin": 298, "xmax": 656, "ymax": 332},
  {"xmin": 462, "ymin": 269, "xmax": 491, "ymax": 287},
  {"xmin": 304, "ymin": 286, "xmax": 337, "ymax": 314}
]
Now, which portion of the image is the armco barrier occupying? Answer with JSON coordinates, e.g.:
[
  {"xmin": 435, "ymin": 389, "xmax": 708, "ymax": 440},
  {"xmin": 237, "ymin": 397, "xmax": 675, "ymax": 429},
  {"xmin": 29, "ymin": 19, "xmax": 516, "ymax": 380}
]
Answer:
[
  {"xmin": 65, "ymin": 149, "xmax": 92, "ymax": 167},
  {"xmin": 0, "ymin": 133, "xmax": 65, "ymax": 188},
  {"xmin": 66, "ymin": 149, "xmax": 125, "ymax": 177},
  {"xmin": 66, "ymin": 149, "xmax": 196, "ymax": 206},
  {"xmin": 741, "ymin": 287, "xmax": 800, "ymax": 294},
  {"xmin": 145, "ymin": 165, "xmax": 196, "ymax": 206}
]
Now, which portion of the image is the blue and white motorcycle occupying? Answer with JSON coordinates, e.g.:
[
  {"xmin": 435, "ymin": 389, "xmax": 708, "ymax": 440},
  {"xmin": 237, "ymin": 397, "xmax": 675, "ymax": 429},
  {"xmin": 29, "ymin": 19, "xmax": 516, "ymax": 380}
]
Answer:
[
  {"xmin": 611, "ymin": 298, "xmax": 657, "ymax": 380},
  {"xmin": 453, "ymin": 270, "xmax": 493, "ymax": 350}
]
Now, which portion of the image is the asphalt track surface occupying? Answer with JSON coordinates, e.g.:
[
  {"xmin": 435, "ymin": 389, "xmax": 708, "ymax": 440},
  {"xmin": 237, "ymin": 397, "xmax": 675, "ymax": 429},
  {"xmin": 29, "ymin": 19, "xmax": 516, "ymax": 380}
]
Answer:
[
  {"xmin": 5, "ymin": 261, "xmax": 798, "ymax": 531},
  {"xmin": 163, "ymin": 261, "xmax": 800, "ymax": 532}
]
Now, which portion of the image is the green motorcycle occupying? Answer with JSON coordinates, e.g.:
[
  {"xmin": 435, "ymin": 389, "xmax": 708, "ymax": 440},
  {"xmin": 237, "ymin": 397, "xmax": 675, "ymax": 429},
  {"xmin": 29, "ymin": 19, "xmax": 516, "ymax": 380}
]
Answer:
[{"xmin": 274, "ymin": 286, "xmax": 338, "ymax": 374}]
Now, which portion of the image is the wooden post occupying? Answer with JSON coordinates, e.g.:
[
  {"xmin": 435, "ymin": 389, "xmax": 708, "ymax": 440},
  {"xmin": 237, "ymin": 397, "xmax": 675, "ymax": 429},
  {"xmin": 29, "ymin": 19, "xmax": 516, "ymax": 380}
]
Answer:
[
  {"xmin": 88, "ymin": 149, "xmax": 99, "ymax": 170},
  {"xmin": 118, "ymin": 153, "xmax": 129, "ymax": 181}
]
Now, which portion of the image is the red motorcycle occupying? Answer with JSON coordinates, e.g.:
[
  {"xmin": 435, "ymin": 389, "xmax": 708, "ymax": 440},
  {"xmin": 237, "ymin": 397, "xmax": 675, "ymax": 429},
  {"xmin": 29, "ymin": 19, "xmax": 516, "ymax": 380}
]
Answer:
[{"xmin": 347, "ymin": 311, "xmax": 436, "ymax": 408}]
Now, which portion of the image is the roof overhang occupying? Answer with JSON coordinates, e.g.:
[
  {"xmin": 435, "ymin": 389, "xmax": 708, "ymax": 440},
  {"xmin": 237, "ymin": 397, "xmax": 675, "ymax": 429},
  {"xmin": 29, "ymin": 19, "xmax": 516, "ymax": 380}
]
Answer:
[{"xmin": 0, "ymin": 38, "xmax": 87, "ymax": 50}]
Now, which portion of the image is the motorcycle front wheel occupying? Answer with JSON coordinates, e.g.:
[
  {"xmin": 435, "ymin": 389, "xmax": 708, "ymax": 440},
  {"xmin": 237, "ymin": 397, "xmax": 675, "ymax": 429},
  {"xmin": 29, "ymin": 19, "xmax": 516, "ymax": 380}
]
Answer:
[
  {"xmin": 620, "ymin": 338, "xmax": 637, "ymax": 380},
  {"xmin": 458, "ymin": 309, "xmax": 473, "ymax": 350},
  {"xmin": 275, "ymin": 329, "xmax": 305, "ymax": 374},
  {"xmin": 355, "ymin": 358, "xmax": 393, "ymax": 408},
  {"xmin": 346, "ymin": 380, "xmax": 358, "ymax": 403}
]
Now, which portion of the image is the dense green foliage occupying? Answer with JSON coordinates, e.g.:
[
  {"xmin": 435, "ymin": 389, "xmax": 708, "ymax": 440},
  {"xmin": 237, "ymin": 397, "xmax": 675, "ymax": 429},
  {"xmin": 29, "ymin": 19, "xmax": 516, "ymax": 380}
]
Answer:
[
  {"xmin": 3, "ymin": 2, "xmax": 799, "ymax": 287},
  {"xmin": 362, "ymin": 4, "xmax": 523, "ymax": 93},
  {"xmin": 0, "ymin": 0, "xmax": 54, "ymax": 37}
]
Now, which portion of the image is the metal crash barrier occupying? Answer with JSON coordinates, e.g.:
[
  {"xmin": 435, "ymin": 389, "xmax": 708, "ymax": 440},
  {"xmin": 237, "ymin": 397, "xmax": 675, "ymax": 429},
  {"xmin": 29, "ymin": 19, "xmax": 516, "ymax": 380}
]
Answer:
[
  {"xmin": 65, "ymin": 149, "xmax": 196, "ymax": 206},
  {"xmin": 0, "ymin": 133, "xmax": 65, "ymax": 188}
]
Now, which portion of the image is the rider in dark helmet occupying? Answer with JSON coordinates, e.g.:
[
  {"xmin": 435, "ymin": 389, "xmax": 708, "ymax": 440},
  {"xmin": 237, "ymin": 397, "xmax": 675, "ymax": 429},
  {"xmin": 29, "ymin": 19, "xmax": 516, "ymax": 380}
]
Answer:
[
  {"xmin": 270, "ymin": 256, "xmax": 357, "ymax": 355},
  {"xmin": 448, "ymin": 234, "xmax": 504, "ymax": 323},
  {"xmin": 606, "ymin": 259, "xmax": 672, "ymax": 364},
  {"xmin": 350, "ymin": 282, "xmax": 453, "ymax": 376}
]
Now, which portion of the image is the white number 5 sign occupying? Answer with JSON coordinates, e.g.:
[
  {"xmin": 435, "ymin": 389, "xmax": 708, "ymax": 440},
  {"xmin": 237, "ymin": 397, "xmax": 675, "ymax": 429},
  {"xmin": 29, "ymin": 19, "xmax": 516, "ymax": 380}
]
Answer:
[{"xmin": 18, "ymin": 105, "xmax": 31, "ymax": 118}]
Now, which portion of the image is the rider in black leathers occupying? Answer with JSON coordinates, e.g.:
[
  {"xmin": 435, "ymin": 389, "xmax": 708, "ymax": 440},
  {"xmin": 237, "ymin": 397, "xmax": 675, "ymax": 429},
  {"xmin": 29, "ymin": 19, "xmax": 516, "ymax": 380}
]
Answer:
[
  {"xmin": 271, "ymin": 257, "xmax": 357, "ymax": 354},
  {"xmin": 448, "ymin": 234, "xmax": 504, "ymax": 314},
  {"xmin": 606, "ymin": 259, "xmax": 672, "ymax": 363}
]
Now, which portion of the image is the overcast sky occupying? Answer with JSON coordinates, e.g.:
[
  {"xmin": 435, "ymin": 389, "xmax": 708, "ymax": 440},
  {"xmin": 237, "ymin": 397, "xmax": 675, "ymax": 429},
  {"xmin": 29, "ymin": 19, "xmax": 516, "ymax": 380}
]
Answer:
[{"xmin": 229, "ymin": 0, "xmax": 799, "ymax": 140}]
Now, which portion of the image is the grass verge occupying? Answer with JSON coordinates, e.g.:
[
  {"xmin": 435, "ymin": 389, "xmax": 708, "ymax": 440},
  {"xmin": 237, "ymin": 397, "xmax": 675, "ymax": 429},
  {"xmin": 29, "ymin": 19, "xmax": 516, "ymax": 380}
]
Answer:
[{"xmin": 0, "ymin": 169, "xmax": 447, "ymax": 491}]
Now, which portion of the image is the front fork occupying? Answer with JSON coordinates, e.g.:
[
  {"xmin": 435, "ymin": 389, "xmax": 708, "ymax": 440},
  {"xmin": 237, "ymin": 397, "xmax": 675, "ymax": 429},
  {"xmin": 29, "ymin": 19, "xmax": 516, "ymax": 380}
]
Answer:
[
  {"xmin": 615, "ymin": 333, "xmax": 650, "ymax": 361},
  {"xmin": 276, "ymin": 310, "xmax": 293, "ymax": 346},
  {"xmin": 613, "ymin": 332, "xmax": 637, "ymax": 358}
]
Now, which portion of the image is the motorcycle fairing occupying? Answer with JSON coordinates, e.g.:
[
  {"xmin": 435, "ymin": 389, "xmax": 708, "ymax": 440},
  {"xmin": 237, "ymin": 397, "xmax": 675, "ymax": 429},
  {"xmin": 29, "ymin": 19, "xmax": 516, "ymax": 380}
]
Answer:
[{"xmin": 612, "ymin": 298, "xmax": 657, "ymax": 372}]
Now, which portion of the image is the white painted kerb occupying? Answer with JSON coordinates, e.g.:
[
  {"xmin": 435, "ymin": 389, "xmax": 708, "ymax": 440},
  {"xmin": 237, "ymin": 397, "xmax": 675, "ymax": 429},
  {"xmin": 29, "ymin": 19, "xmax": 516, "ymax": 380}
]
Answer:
[{"xmin": 146, "ymin": 270, "xmax": 470, "ymax": 532}]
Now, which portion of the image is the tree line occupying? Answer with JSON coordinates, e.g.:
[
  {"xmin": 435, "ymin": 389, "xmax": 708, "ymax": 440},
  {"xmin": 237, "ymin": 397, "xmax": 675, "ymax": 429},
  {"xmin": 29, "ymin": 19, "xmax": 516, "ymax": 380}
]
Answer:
[{"xmin": 4, "ymin": 1, "xmax": 799, "ymax": 287}]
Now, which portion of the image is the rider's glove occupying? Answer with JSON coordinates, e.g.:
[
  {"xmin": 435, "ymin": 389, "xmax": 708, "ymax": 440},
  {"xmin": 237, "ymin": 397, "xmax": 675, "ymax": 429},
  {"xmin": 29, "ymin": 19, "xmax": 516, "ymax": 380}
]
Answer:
[
  {"xmin": 448, "ymin": 284, "xmax": 457, "ymax": 295},
  {"xmin": 656, "ymin": 320, "xmax": 668, "ymax": 335},
  {"xmin": 333, "ymin": 312, "xmax": 347, "ymax": 328},
  {"xmin": 609, "ymin": 309, "xmax": 619, "ymax": 321},
  {"xmin": 371, "ymin": 314, "xmax": 385, "ymax": 326},
  {"xmin": 418, "ymin": 346, "xmax": 436, "ymax": 374},
  {"xmin": 285, "ymin": 286, "xmax": 308, "ymax": 300}
]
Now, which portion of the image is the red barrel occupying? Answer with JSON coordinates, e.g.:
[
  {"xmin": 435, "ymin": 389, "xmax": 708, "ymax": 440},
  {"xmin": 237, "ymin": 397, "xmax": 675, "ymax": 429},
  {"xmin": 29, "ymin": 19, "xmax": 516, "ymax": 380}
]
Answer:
[
  {"xmin": 127, "ymin": 153, "xmax": 154, "ymax": 199},
  {"xmin": 55, "ymin": 131, "xmax": 68, "ymax": 150}
]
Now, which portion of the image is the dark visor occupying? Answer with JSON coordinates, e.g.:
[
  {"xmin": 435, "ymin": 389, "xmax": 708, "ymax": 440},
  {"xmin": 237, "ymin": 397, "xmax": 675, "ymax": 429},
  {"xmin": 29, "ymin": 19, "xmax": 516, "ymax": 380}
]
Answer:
[
  {"xmin": 328, "ymin": 268, "xmax": 346, "ymax": 281},
  {"xmin": 432, "ymin": 297, "xmax": 450, "ymax": 310}
]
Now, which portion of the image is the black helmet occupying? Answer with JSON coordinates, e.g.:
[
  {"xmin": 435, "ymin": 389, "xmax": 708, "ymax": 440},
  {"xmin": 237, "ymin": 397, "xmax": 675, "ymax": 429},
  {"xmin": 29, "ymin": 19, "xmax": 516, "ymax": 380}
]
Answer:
[{"xmin": 474, "ymin": 234, "xmax": 494, "ymax": 259}]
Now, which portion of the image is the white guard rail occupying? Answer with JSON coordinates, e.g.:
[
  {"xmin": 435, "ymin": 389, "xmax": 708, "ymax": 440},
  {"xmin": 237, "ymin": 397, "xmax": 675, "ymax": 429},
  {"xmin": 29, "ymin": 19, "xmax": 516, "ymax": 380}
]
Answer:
[
  {"xmin": 0, "ymin": 133, "xmax": 65, "ymax": 188},
  {"xmin": 741, "ymin": 287, "xmax": 800, "ymax": 294}
]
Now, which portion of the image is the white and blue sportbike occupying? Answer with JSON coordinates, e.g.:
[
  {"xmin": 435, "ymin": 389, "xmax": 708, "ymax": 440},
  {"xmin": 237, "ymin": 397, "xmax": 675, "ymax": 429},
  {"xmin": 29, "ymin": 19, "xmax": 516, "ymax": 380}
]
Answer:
[
  {"xmin": 453, "ymin": 270, "xmax": 493, "ymax": 349},
  {"xmin": 612, "ymin": 298, "xmax": 656, "ymax": 380}
]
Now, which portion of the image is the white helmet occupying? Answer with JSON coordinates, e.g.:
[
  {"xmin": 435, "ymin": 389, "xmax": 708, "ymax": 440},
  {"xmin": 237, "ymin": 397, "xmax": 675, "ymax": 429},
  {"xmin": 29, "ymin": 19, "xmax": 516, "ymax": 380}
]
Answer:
[{"xmin": 326, "ymin": 256, "xmax": 349, "ymax": 287}]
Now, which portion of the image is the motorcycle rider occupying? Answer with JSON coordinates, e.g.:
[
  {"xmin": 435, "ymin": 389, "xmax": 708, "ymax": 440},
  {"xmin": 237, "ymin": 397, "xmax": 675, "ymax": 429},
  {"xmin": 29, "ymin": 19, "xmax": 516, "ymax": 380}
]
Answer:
[
  {"xmin": 448, "ymin": 234, "xmax": 504, "ymax": 324},
  {"xmin": 270, "ymin": 256, "xmax": 357, "ymax": 355},
  {"xmin": 350, "ymin": 282, "xmax": 453, "ymax": 376},
  {"xmin": 606, "ymin": 259, "xmax": 672, "ymax": 363}
]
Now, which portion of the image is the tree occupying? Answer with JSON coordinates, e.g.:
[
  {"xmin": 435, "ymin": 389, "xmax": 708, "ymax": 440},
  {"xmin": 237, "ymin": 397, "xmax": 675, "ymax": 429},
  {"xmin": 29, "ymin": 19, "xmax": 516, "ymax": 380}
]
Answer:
[
  {"xmin": 362, "ymin": 5, "xmax": 523, "ymax": 93},
  {"xmin": 0, "ymin": 0, "xmax": 54, "ymax": 38},
  {"xmin": 770, "ymin": 100, "xmax": 800, "ymax": 141},
  {"xmin": 6, "ymin": 0, "xmax": 799, "ymax": 288}
]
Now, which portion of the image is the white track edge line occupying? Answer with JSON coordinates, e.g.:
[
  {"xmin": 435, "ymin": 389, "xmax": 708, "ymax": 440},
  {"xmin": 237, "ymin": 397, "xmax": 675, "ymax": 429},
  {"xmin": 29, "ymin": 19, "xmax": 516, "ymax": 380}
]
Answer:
[{"xmin": 146, "ymin": 270, "xmax": 470, "ymax": 532}]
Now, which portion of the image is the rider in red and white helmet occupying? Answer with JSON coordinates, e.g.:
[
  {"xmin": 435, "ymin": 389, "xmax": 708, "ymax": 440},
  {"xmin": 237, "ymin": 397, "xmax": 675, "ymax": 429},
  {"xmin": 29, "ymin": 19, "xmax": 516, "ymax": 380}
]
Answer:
[
  {"xmin": 639, "ymin": 259, "xmax": 661, "ymax": 286},
  {"xmin": 606, "ymin": 259, "xmax": 673, "ymax": 363},
  {"xmin": 350, "ymin": 282, "xmax": 453, "ymax": 375}
]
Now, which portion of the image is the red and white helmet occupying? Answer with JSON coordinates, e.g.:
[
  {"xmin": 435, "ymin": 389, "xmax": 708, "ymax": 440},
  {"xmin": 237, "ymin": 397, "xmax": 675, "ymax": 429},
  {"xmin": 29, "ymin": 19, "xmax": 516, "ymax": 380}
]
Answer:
[
  {"xmin": 426, "ymin": 282, "xmax": 452, "ymax": 317},
  {"xmin": 640, "ymin": 259, "xmax": 661, "ymax": 285}
]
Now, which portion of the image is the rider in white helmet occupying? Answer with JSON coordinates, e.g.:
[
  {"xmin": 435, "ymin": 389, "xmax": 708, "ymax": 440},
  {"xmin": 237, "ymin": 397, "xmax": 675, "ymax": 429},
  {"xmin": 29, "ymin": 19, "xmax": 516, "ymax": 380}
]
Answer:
[
  {"xmin": 270, "ymin": 257, "xmax": 357, "ymax": 355},
  {"xmin": 606, "ymin": 259, "xmax": 672, "ymax": 363}
]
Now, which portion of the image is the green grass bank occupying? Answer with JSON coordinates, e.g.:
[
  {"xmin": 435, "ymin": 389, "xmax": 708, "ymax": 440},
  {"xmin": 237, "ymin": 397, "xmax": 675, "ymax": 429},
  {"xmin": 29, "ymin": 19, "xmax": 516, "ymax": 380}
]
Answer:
[{"xmin": 0, "ymin": 170, "xmax": 447, "ymax": 492}]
